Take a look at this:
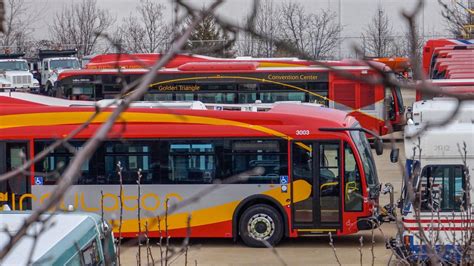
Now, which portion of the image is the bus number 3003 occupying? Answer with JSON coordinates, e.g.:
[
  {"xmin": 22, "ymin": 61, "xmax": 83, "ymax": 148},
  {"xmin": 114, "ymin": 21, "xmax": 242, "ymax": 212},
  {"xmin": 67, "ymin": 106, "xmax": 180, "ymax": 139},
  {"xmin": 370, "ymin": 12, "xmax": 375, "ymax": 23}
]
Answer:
[{"xmin": 296, "ymin": 130, "xmax": 310, "ymax": 135}]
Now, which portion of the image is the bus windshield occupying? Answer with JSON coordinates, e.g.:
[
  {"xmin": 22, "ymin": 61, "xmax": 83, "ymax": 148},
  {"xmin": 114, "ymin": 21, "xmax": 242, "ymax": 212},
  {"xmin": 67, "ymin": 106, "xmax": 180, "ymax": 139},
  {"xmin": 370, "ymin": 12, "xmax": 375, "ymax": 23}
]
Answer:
[
  {"xmin": 50, "ymin": 59, "xmax": 80, "ymax": 70},
  {"xmin": 0, "ymin": 61, "xmax": 29, "ymax": 71},
  {"xmin": 350, "ymin": 125, "xmax": 379, "ymax": 187}
]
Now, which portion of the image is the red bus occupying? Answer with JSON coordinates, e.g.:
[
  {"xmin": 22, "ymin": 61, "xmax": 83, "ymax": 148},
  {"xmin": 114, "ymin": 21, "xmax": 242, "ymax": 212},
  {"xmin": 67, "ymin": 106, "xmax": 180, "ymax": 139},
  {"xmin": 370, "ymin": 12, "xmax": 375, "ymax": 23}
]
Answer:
[
  {"xmin": 0, "ymin": 92, "xmax": 387, "ymax": 247},
  {"xmin": 430, "ymin": 56, "xmax": 474, "ymax": 78},
  {"xmin": 415, "ymin": 79, "xmax": 474, "ymax": 101},
  {"xmin": 422, "ymin": 39, "xmax": 474, "ymax": 75},
  {"xmin": 55, "ymin": 54, "xmax": 405, "ymax": 135}
]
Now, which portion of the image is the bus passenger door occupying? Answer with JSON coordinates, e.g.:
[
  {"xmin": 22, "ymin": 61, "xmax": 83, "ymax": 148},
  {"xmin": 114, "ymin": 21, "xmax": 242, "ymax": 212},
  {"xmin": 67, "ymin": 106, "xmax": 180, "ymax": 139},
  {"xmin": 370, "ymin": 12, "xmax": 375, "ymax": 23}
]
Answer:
[
  {"xmin": 0, "ymin": 142, "xmax": 30, "ymax": 210},
  {"xmin": 291, "ymin": 141, "xmax": 341, "ymax": 232}
]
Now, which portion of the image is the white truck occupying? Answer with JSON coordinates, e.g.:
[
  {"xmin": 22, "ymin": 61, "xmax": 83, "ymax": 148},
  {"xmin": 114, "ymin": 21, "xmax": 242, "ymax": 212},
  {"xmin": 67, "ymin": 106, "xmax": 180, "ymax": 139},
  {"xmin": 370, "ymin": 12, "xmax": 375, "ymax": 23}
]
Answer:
[
  {"xmin": 0, "ymin": 54, "xmax": 40, "ymax": 92},
  {"xmin": 35, "ymin": 49, "xmax": 81, "ymax": 95}
]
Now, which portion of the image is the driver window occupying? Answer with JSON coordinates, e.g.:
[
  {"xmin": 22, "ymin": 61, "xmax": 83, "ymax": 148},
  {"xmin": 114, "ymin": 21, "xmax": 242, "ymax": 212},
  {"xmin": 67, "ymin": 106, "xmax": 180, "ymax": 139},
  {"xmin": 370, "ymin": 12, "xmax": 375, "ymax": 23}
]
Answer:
[{"xmin": 344, "ymin": 144, "xmax": 363, "ymax": 211}]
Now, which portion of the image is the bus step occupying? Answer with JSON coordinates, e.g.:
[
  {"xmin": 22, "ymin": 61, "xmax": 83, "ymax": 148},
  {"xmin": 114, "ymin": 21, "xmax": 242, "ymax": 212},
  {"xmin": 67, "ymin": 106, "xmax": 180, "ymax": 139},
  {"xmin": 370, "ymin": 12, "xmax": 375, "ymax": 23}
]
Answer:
[{"xmin": 297, "ymin": 229, "xmax": 337, "ymax": 236}]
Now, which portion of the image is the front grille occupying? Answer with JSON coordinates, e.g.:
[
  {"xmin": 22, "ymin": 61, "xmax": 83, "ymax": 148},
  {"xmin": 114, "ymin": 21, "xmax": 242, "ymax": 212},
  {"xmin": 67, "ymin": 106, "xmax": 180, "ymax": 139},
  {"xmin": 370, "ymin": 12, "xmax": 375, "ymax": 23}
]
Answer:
[{"xmin": 12, "ymin": 75, "xmax": 31, "ymax": 84}]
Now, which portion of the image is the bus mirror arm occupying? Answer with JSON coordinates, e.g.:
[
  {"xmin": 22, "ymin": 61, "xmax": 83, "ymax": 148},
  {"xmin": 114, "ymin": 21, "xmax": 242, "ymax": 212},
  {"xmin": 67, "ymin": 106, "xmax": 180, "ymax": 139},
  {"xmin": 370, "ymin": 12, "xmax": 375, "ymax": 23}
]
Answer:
[{"xmin": 319, "ymin": 127, "xmax": 384, "ymax": 155}]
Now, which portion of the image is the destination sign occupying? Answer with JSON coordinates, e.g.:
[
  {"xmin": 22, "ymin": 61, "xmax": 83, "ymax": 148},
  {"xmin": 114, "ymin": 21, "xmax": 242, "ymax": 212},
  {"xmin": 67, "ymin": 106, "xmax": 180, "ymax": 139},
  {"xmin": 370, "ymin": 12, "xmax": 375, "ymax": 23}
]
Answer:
[
  {"xmin": 266, "ymin": 74, "xmax": 319, "ymax": 81},
  {"xmin": 156, "ymin": 84, "xmax": 201, "ymax": 92}
]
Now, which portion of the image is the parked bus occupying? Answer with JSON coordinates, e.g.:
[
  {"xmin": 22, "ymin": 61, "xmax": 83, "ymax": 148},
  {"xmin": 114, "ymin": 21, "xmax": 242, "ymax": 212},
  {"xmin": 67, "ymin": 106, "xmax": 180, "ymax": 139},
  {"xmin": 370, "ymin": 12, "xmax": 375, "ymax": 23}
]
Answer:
[
  {"xmin": 422, "ymin": 39, "xmax": 474, "ymax": 75},
  {"xmin": 55, "ymin": 54, "xmax": 405, "ymax": 135},
  {"xmin": 0, "ymin": 92, "xmax": 389, "ymax": 247},
  {"xmin": 415, "ymin": 79, "xmax": 474, "ymax": 101},
  {"xmin": 391, "ymin": 121, "xmax": 474, "ymax": 263},
  {"xmin": 0, "ymin": 211, "xmax": 116, "ymax": 265}
]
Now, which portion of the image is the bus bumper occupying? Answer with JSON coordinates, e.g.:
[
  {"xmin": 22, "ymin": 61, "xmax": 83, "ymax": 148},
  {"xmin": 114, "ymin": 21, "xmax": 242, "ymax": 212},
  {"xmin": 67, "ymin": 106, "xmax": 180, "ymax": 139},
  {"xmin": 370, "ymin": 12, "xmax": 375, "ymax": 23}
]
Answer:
[{"xmin": 357, "ymin": 216, "xmax": 381, "ymax": 230}]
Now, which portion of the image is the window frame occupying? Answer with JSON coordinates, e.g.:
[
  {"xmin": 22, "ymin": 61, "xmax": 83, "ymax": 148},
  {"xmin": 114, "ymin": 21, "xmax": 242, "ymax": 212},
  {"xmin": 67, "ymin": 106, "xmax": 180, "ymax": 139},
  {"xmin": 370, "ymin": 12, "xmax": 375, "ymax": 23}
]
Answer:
[
  {"xmin": 419, "ymin": 164, "xmax": 466, "ymax": 212},
  {"xmin": 343, "ymin": 142, "xmax": 363, "ymax": 212}
]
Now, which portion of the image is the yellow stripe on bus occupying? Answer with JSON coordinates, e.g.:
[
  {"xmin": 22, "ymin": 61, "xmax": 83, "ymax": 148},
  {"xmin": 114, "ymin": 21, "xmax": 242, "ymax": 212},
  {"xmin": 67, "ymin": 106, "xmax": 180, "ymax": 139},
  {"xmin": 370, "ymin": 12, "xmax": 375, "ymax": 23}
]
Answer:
[
  {"xmin": 119, "ymin": 180, "xmax": 312, "ymax": 232},
  {"xmin": 0, "ymin": 111, "xmax": 291, "ymax": 140}
]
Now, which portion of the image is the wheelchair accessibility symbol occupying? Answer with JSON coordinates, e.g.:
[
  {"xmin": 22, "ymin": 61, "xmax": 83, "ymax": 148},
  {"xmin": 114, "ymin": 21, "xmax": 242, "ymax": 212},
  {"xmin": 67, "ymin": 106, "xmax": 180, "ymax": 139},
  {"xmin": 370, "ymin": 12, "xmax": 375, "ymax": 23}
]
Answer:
[
  {"xmin": 34, "ymin": 176, "xmax": 43, "ymax": 185},
  {"xmin": 280, "ymin": 176, "xmax": 288, "ymax": 185}
]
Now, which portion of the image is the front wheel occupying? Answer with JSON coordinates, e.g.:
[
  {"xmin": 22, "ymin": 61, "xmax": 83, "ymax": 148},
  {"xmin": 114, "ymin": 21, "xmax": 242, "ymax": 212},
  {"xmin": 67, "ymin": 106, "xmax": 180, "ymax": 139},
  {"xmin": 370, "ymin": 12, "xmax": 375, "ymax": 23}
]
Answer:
[
  {"xmin": 45, "ymin": 82, "xmax": 54, "ymax": 96},
  {"xmin": 239, "ymin": 204, "xmax": 283, "ymax": 247}
]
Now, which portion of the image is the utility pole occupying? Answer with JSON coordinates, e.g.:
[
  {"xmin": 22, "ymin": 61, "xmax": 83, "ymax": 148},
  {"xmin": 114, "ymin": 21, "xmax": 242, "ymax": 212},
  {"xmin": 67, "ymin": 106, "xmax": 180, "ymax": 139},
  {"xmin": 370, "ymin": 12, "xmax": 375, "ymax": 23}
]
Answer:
[{"xmin": 338, "ymin": 0, "xmax": 342, "ymax": 59}]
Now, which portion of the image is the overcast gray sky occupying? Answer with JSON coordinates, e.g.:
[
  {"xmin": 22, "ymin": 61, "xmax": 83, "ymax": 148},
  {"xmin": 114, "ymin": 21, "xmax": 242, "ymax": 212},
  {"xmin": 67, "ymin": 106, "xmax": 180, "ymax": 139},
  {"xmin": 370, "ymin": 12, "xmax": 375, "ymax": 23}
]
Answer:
[{"xmin": 32, "ymin": 0, "xmax": 450, "ymax": 57}]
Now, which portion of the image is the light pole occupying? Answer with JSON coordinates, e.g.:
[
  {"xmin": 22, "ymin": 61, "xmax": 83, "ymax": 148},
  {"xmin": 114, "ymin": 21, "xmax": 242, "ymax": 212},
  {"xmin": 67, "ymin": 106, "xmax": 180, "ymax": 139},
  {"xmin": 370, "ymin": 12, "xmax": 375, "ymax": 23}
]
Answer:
[{"xmin": 338, "ymin": 0, "xmax": 342, "ymax": 59}]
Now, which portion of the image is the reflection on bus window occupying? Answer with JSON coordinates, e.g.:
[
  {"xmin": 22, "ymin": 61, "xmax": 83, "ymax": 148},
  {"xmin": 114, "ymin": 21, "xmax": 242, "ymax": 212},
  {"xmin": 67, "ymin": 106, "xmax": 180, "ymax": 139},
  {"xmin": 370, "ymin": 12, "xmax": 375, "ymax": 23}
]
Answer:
[
  {"xmin": 260, "ymin": 92, "xmax": 305, "ymax": 103},
  {"xmin": 145, "ymin": 93, "xmax": 173, "ymax": 101},
  {"xmin": 292, "ymin": 141, "xmax": 313, "ymax": 223},
  {"xmin": 307, "ymin": 82, "xmax": 329, "ymax": 106},
  {"xmin": 168, "ymin": 143, "xmax": 215, "ymax": 184},
  {"xmin": 34, "ymin": 141, "xmax": 91, "ymax": 185},
  {"xmin": 344, "ymin": 144, "xmax": 362, "ymax": 211},
  {"xmin": 34, "ymin": 139, "xmax": 288, "ymax": 185},
  {"xmin": 420, "ymin": 165, "xmax": 465, "ymax": 211},
  {"xmin": 319, "ymin": 143, "xmax": 340, "ymax": 223},
  {"xmin": 222, "ymin": 140, "xmax": 287, "ymax": 184},
  {"xmin": 175, "ymin": 93, "xmax": 194, "ymax": 101},
  {"xmin": 104, "ymin": 142, "xmax": 152, "ymax": 184},
  {"xmin": 238, "ymin": 93, "xmax": 257, "ymax": 103},
  {"xmin": 197, "ymin": 92, "xmax": 236, "ymax": 103}
]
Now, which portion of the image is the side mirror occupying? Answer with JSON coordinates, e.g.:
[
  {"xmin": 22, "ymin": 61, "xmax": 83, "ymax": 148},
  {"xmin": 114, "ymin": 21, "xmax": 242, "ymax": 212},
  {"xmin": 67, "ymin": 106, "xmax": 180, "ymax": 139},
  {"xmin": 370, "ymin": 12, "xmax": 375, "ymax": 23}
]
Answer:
[
  {"xmin": 390, "ymin": 148, "xmax": 399, "ymax": 163},
  {"xmin": 374, "ymin": 139, "xmax": 383, "ymax": 155}
]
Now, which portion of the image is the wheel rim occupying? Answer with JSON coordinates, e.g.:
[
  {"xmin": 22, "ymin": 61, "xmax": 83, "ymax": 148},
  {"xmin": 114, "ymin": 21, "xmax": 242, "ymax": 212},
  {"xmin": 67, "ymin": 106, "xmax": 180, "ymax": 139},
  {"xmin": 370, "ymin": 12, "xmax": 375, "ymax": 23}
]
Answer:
[{"xmin": 247, "ymin": 213, "xmax": 275, "ymax": 241}]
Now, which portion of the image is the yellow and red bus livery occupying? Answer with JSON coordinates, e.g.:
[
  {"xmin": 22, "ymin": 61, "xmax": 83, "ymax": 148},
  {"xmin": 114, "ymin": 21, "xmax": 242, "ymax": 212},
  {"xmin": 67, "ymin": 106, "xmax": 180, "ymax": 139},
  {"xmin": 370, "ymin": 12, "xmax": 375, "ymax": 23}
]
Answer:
[
  {"xmin": 55, "ymin": 54, "xmax": 404, "ymax": 135},
  {"xmin": 0, "ymin": 93, "xmax": 385, "ymax": 247}
]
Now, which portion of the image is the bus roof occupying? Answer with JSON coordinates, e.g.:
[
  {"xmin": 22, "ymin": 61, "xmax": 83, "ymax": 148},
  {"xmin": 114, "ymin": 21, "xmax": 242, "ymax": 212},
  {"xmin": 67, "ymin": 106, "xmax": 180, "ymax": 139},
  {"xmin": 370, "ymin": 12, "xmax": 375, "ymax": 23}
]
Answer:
[
  {"xmin": 448, "ymin": 73, "xmax": 474, "ymax": 79},
  {"xmin": 409, "ymin": 97, "xmax": 474, "ymax": 126},
  {"xmin": 0, "ymin": 211, "xmax": 104, "ymax": 265},
  {"xmin": 422, "ymin": 39, "xmax": 474, "ymax": 74},
  {"xmin": 58, "ymin": 60, "xmax": 382, "ymax": 81},
  {"xmin": 405, "ymin": 122, "xmax": 474, "ymax": 159},
  {"xmin": 85, "ymin": 53, "xmax": 316, "ymax": 70},
  {"xmin": 429, "ymin": 79, "xmax": 474, "ymax": 86},
  {"xmin": 445, "ymin": 69, "xmax": 474, "ymax": 79},
  {"xmin": 0, "ymin": 93, "xmax": 355, "ymax": 140},
  {"xmin": 437, "ymin": 49, "xmax": 474, "ymax": 59}
]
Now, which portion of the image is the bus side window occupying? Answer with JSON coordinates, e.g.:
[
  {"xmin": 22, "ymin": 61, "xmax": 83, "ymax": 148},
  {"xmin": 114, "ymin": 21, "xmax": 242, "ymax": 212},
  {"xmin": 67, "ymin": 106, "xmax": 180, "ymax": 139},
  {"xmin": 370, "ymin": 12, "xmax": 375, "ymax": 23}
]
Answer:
[
  {"xmin": 34, "ymin": 141, "xmax": 93, "ymax": 185},
  {"xmin": 420, "ymin": 165, "xmax": 465, "ymax": 211},
  {"xmin": 225, "ymin": 139, "xmax": 287, "ymax": 184},
  {"xmin": 103, "ymin": 142, "xmax": 153, "ymax": 184},
  {"xmin": 307, "ymin": 82, "xmax": 329, "ymax": 106},
  {"xmin": 344, "ymin": 144, "xmax": 363, "ymax": 211}
]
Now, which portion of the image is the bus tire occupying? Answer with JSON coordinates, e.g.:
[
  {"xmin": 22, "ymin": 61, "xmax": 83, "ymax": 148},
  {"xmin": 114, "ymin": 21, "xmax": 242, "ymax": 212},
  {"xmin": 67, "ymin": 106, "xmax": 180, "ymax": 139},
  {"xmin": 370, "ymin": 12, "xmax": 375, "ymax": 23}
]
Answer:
[{"xmin": 239, "ymin": 204, "xmax": 283, "ymax": 247}]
